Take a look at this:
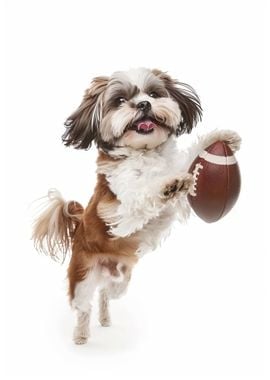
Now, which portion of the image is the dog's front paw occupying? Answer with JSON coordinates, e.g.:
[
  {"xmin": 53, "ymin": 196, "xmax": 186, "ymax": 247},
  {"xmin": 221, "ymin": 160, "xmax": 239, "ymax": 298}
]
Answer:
[
  {"xmin": 202, "ymin": 129, "xmax": 241, "ymax": 153},
  {"xmin": 218, "ymin": 130, "xmax": 241, "ymax": 152},
  {"xmin": 161, "ymin": 174, "xmax": 194, "ymax": 200}
]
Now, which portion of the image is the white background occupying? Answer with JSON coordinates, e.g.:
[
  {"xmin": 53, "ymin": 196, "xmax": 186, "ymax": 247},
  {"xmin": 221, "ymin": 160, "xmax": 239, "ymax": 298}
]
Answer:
[{"xmin": 3, "ymin": 0, "xmax": 269, "ymax": 379}]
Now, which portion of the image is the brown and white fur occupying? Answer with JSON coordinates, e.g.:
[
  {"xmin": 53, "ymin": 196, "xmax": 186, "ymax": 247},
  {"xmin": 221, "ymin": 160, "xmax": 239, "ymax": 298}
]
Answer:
[{"xmin": 32, "ymin": 68, "xmax": 241, "ymax": 344}]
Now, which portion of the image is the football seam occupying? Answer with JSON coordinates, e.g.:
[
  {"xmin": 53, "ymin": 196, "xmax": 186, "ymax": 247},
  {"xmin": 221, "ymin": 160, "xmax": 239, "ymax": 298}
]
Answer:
[{"xmin": 191, "ymin": 161, "xmax": 203, "ymax": 196}]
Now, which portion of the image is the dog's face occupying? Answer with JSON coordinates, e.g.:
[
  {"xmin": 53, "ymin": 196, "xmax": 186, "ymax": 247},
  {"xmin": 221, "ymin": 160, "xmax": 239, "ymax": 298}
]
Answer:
[{"xmin": 63, "ymin": 68, "xmax": 202, "ymax": 151}]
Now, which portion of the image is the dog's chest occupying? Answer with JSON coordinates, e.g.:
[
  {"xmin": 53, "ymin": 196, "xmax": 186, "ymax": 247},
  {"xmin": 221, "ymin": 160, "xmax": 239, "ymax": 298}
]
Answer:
[
  {"xmin": 96, "ymin": 141, "xmax": 190, "ymax": 242},
  {"xmin": 107, "ymin": 152, "xmax": 170, "ymax": 196}
]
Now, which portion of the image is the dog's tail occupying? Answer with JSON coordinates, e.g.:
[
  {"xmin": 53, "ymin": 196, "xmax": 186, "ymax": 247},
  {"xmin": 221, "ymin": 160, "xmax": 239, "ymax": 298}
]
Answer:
[{"xmin": 32, "ymin": 189, "xmax": 84, "ymax": 263}]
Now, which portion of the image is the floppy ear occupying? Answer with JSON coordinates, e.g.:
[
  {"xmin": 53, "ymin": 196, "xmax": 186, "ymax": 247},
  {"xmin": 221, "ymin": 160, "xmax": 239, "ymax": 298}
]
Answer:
[
  {"xmin": 152, "ymin": 69, "xmax": 202, "ymax": 135},
  {"xmin": 62, "ymin": 76, "xmax": 109, "ymax": 149}
]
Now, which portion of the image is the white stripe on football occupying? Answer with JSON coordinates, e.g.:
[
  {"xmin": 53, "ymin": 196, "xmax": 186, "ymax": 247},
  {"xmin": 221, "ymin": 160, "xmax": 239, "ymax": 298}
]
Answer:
[{"xmin": 199, "ymin": 150, "xmax": 237, "ymax": 165}]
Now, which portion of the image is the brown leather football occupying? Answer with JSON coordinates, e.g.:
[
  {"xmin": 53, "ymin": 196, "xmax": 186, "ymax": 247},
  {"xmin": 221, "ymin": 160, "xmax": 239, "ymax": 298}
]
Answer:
[{"xmin": 188, "ymin": 141, "xmax": 241, "ymax": 223}]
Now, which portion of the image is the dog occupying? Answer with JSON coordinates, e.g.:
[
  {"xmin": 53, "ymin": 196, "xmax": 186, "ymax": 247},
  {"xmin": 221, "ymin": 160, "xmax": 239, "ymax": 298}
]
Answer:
[{"xmin": 32, "ymin": 68, "xmax": 241, "ymax": 344}]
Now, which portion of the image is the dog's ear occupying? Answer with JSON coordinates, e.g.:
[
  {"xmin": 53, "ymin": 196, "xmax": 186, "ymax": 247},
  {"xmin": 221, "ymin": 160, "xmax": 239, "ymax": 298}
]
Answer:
[
  {"xmin": 152, "ymin": 69, "xmax": 202, "ymax": 135},
  {"xmin": 62, "ymin": 76, "xmax": 109, "ymax": 149}
]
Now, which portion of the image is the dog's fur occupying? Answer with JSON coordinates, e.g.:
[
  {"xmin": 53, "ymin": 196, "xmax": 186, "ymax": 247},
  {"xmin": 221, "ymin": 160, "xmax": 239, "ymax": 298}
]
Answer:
[{"xmin": 32, "ymin": 68, "xmax": 241, "ymax": 344}]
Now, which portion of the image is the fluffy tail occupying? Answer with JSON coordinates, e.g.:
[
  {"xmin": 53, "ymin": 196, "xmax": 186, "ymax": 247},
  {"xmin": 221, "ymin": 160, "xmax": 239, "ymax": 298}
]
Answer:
[{"xmin": 32, "ymin": 189, "xmax": 84, "ymax": 263}]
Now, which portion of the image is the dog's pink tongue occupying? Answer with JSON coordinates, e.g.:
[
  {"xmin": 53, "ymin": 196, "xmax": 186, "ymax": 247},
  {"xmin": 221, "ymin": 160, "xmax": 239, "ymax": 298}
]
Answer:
[{"xmin": 137, "ymin": 120, "xmax": 156, "ymax": 131}]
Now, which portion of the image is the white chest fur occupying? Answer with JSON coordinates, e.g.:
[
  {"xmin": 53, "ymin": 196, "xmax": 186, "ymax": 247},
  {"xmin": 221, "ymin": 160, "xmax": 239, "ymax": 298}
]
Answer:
[{"xmin": 97, "ymin": 138, "xmax": 191, "ymax": 253}]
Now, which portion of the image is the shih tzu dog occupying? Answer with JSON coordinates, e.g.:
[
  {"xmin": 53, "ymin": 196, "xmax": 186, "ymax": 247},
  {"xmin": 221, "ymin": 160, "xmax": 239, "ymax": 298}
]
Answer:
[{"xmin": 32, "ymin": 68, "xmax": 241, "ymax": 344}]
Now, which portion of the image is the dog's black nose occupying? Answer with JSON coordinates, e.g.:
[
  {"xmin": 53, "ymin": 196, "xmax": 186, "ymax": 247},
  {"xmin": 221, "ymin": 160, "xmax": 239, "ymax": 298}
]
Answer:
[{"xmin": 137, "ymin": 101, "xmax": 151, "ymax": 112}]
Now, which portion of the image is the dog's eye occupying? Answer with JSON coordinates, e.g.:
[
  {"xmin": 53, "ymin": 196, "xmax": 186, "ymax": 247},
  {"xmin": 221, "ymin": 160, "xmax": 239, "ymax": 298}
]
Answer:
[
  {"xmin": 116, "ymin": 97, "xmax": 126, "ymax": 105},
  {"xmin": 149, "ymin": 92, "xmax": 159, "ymax": 99}
]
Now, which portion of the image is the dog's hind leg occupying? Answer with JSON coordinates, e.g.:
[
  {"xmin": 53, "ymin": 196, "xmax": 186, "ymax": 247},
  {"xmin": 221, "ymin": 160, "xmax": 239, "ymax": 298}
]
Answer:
[
  {"xmin": 73, "ymin": 310, "xmax": 90, "ymax": 345},
  {"xmin": 99, "ymin": 288, "xmax": 111, "ymax": 327},
  {"xmin": 70, "ymin": 266, "xmax": 100, "ymax": 345}
]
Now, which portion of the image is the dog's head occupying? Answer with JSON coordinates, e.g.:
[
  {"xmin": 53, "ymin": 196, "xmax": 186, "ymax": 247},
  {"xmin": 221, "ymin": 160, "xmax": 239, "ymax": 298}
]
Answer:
[{"xmin": 63, "ymin": 68, "xmax": 202, "ymax": 151}]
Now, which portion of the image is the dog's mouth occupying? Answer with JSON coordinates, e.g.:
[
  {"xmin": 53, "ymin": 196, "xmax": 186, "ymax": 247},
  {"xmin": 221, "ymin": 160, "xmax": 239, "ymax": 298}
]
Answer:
[{"xmin": 128, "ymin": 118, "xmax": 159, "ymax": 135}]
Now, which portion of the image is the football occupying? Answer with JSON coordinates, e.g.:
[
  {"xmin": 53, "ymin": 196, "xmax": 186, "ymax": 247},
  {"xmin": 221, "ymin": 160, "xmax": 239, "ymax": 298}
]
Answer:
[{"xmin": 188, "ymin": 140, "xmax": 241, "ymax": 223}]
